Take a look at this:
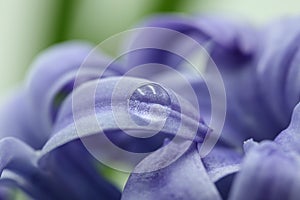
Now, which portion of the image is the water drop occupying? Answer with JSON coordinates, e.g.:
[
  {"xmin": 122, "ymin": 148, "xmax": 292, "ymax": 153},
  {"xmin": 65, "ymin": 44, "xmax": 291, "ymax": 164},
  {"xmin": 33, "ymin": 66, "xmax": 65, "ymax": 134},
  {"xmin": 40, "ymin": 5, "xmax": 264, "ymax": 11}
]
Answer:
[{"xmin": 128, "ymin": 83, "xmax": 171, "ymax": 126}]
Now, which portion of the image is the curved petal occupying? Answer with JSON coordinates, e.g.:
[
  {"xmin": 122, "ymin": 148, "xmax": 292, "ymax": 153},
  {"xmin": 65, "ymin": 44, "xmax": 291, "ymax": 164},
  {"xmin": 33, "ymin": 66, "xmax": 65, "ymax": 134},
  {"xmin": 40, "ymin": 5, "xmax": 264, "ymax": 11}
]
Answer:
[
  {"xmin": 0, "ymin": 138, "xmax": 52, "ymax": 199},
  {"xmin": 0, "ymin": 187, "xmax": 11, "ymax": 199},
  {"xmin": 221, "ymin": 65, "xmax": 282, "ymax": 143},
  {"xmin": 229, "ymin": 141, "xmax": 300, "ymax": 200},
  {"xmin": 256, "ymin": 17, "xmax": 300, "ymax": 126},
  {"xmin": 25, "ymin": 41, "xmax": 121, "ymax": 141},
  {"xmin": 122, "ymin": 15, "xmax": 285, "ymax": 147},
  {"xmin": 152, "ymin": 62, "xmax": 279, "ymax": 147},
  {"xmin": 122, "ymin": 142, "xmax": 221, "ymax": 200},
  {"xmin": 0, "ymin": 90, "xmax": 42, "ymax": 149},
  {"xmin": 123, "ymin": 14, "xmax": 257, "ymax": 74},
  {"xmin": 43, "ymin": 77, "xmax": 210, "ymax": 158},
  {"xmin": 285, "ymin": 47, "xmax": 300, "ymax": 112},
  {"xmin": 193, "ymin": 15, "xmax": 256, "ymax": 55},
  {"xmin": 0, "ymin": 137, "xmax": 121, "ymax": 200},
  {"xmin": 201, "ymin": 145, "xmax": 242, "ymax": 182},
  {"xmin": 275, "ymin": 102, "xmax": 300, "ymax": 154},
  {"xmin": 0, "ymin": 137, "xmax": 37, "ymax": 175},
  {"xmin": 215, "ymin": 173, "xmax": 236, "ymax": 200},
  {"xmin": 37, "ymin": 140, "xmax": 121, "ymax": 200}
]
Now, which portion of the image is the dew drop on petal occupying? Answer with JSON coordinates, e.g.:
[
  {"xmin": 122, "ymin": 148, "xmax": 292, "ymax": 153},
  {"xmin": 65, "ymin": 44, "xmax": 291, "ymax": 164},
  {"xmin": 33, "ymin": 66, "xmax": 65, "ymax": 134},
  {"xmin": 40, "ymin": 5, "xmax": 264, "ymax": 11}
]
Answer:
[{"xmin": 128, "ymin": 83, "xmax": 172, "ymax": 126}]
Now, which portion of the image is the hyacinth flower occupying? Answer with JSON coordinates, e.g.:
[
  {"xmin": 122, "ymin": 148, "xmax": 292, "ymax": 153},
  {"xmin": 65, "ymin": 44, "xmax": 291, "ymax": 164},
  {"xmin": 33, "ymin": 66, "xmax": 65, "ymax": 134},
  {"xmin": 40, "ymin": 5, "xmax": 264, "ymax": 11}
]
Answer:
[{"xmin": 0, "ymin": 15, "xmax": 299, "ymax": 200}]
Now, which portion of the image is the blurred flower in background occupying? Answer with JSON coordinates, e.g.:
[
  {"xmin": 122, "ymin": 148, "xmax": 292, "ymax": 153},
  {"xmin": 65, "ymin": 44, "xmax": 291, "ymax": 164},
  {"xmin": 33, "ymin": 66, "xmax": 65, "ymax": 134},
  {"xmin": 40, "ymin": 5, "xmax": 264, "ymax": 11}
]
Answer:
[{"xmin": 2, "ymin": 0, "xmax": 300, "ymax": 98}]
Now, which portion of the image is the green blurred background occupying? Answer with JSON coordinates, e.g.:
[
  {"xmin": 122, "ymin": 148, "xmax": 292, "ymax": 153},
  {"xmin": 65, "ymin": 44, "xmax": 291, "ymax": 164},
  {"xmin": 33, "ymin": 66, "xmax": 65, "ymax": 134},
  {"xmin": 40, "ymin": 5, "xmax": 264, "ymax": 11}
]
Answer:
[{"xmin": 1, "ymin": 0, "xmax": 300, "ymax": 100}]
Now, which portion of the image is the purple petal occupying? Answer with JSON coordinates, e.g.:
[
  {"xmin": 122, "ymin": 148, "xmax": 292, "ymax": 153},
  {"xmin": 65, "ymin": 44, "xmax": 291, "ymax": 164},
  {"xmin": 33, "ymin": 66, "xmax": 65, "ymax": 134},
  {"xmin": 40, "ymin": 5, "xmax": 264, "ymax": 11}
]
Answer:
[
  {"xmin": 37, "ymin": 140, "xmax": 121, "ymax": 200},
  {"xmin": 285, "ymin": 47, "xmax": 300, "ymax": 112},
  {"xmin": 0, "ymin": 90, "xmax": 43, "ymax": 148},
  {"xmin": 193, "ymin": 15, "xmax": 257, "ymax": 55},
  {"xmin": 122, "ymin": 142, "xmax": 221, "ymax": 200},
  {"xmin": 275, "ymin": 102, "xmax": 300, "ymax": 154},
  {"xmin": 26, "ymin": 41, "xmax": 121, "ymax": 140},
  {"xmin": 43, "ymin": 76, "xmax": 210, "ymax": 168},
  {"xmin": 256, "ymin": 17, "xmax": 300, "ymax": 126},
  {"xmin": 201, "ymin": 144, "xmax": 242, "ymax": 200},
  {"xmin": 201, "ymin": 145, "xmax": 242, "ymax": 182},
  {"xmin": 0, "ymin": 137, "xmax": 36, "ymax": 176},
  {"xmin": 123, "ymin": 14, "xmax": 257, "ymax": 75},
  {"xmin": 122, "ymin": 15, "xmax": 282, "ymax": 147},
  {"xmin": 229, "ymin": 141, "xmax": 300, "ymax": 200},
  {"xmin": 153, "ymin": 61, "xmax": 279, "ymax": 147},
  {"xmin": 0, "ymin": 138, "xmax": 51, "ymax": 198},
  {"xmin": 221, "ymin": 65, "xmax": 282, "ymax": 143},
  {"xmin": 0, "ymin": 137, "xmax": 121, "ymax": 199},
  {"xmin": 0, "ymin": 187, "xmax": 11, "ymax": 199}
]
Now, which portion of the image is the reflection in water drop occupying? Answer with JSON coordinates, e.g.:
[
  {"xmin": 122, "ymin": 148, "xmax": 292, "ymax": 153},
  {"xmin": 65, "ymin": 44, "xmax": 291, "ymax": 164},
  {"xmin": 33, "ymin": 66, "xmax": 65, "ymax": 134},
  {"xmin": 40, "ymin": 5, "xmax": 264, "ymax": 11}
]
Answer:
[{"xmin": 128, "ymin": 83, "xmax": 172, "ymax": 126}]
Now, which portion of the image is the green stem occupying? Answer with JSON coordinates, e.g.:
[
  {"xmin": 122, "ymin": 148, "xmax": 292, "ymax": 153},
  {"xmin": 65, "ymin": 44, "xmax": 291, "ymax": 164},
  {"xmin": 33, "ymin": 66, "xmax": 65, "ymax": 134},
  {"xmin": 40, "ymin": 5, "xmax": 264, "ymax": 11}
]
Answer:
[
  {"xmin": 153, "ymin": 0, "xmax": 185, "ymax": 13},
  {"xmin": 53, "ymin": 0, "xmax": 75, "ymax": 43}
]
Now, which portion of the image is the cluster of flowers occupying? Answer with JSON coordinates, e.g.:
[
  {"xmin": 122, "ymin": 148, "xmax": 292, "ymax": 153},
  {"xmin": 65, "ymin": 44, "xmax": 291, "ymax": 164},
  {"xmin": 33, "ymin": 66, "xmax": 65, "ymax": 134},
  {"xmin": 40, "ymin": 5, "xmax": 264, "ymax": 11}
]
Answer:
[{"xmin": 0, "ymin": 15, "xmax": 300, "ymax": 200}]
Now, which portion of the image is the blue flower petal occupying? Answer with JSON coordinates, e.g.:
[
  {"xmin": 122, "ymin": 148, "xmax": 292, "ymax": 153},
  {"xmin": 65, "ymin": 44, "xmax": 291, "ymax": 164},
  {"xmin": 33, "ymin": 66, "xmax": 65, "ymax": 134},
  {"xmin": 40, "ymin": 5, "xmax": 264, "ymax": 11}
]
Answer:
[
  {"xmin": 256, "ymin": 17, "xmax": 300, "ymax": 126},
  {"xmin": 275, "ymin": 102, "xmax": 300, "ymax": 154},
  {"xmin": 229, "ymin": 141, "xmax": 300, "ymax": 200},
  {"xmin": 221, "ymin": 65, "xmax": 282, "ymax": 143},
  {"xmin": 0, "ymin": 137, "xmax": 36, "ymax": 177},
  {"xmin": 123, "ymin": 14, "xmax": 257, "ymax": 74},
  {"xmin": 201, "ymin": 145, "xmax": 242, "ymax": 182},
  {"xmin": 0, "ymin": 187, "xmax": 11, "ymax": 199},
  {"xmin": 38, "ymin": 140, "xmax": 121, "ymax": 200},
  {"xmin": 0, "ymin": 90, "xmax": 42, "ymax": 149},
  {"xmin": 122, "ymin": 15, "xmax": 281, "ymax": 147},
  {"xmin": 122, "ymin": 142, "xmax": 221, "ymax": 200},
  {"xmin": 0, "ymin": 137, "xmax": 121, "ymax": 199},
  {"xmin": 43, "ymin": 76, "xmax": 209, "ymax": 158},
  {"xmin": 26, "ymin": 41, "xmax": 121, "ymax": 141}
]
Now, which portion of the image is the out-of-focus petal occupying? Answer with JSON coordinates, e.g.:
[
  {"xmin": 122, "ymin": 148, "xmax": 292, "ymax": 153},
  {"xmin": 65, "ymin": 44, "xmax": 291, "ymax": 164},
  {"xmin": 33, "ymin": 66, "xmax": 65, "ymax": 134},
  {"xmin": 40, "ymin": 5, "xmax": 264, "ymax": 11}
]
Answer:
[
  {"xmin": 123, "ymin": 15, "xmax": 257, "ymax": 74},
  {"xmin": 275, "ymin": 102, "xmax": 300, "ymax": 154},
  {"xmin": 229, "ymin": 141, "xmax": 300, "ymax": 200},
  {"xmin": 26, "ymin": 41, "xmax": 121, "ymax": 141},
  {"xmin": 37, "ymin": 140, "xmax": 121, "ymax": 200},
  {"xmin": 0, "ymin": 187, "xmax": 11, "ymax": 199},
  {"xmin": 285, "ymin": 47, "xmax": 300, "ymax": 112},
  {"xmin": 0, "ymin": 90, "xmax": 42, "ymax": 149},
  {"xmin": 0, "ymin": 138, "xmax": 121, "ymax": 200},
  {"xmin": 0, "ymin": 137, "xmax": 36, "ymax": 177},
  {"xmin": 256, "ymin": 17, "xmax": 300, "ymax": 126},
  {"xmin": 0, "ymin": 137, "xmax": 48, "ymax": 199},
  {"xmin": 221, "ymin": 65, "xmax": 282, "ymax": 143},
  {"xmin": 193, "ymin": 15, "xmax": 256, "ymax": 55},
  {"xmin": 122, "ymin": 142, "xmax": 221, "ymax": 200}
]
